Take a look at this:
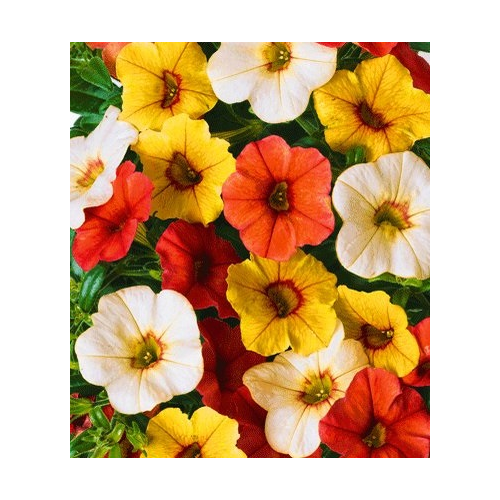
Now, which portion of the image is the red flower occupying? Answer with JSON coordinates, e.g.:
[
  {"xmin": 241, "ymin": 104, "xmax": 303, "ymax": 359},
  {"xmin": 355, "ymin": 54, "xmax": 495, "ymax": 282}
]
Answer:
[
  {"xmin": 222, "ymin": 135, "xmax": 334, "ymax": 261},
  {"xmin": 357, "ymin": 42, "xmax": 398, "ymax": 56},
  {"xmin": 390, "ymin": 42, "xmax": 430, "ymax": 93},
  {"xmin": 402, "ymin": 318, "xmax": 430, "ymax": 387},
  {"xmin": 320, "ymin": 367, "xmax": 430, "ymax": 458},
  {"xmin": 317, "ymin": 42, "xmax": 345, "ymax": 48},
  {"xmin": 86, "ymin": 42, "xmax": 131, "ymax": 79},
  {"xmin": 72, "ymin": 161, "xmax": 153, "ymax": 271},
  {"xmin": 155, "ymin": 221, "xmax": 240, "ymax": 318}
]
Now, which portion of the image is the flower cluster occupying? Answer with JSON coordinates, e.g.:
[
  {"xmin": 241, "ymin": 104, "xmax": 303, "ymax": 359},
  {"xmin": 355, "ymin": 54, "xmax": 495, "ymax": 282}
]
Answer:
[{"xmin": 70, "ymin": 42, "xmax": 430, "ymax": 458}]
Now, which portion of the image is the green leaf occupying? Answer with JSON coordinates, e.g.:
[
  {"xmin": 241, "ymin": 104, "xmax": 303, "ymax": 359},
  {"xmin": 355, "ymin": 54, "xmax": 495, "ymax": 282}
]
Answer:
[
  {"xmin": 409, "ymin": 42, "xmax": 430, "ymax": 53},
  {"xmin": 345, "ymin": 146, "xmax": 365, "ymax": 167},
  {"xmin": 108, "ymin": 443, "xmax": 122, "ymax": 458},
  {"xmin": 78, "ymin": 57, "xmax": 113, "ymax": 91},
  {"xmin": 320, "ymin": 443, "xmax": 340, "ymax": 458},
  {"xmin": 126, "ymin": 421, "xmax": 149, "ymax": 452},
  {"xmin": 89, "ymin": 406, "xmax": 111, "ymax": 431},
  {"xmin": 70, "ymin": 371, "xmax": 102, "ymax": 397},
  {"xmin": 368, "ymin": 273, "xmax": 430, "ymax": 292},
  {"xmin": 70, "ymin": 431, "xmax": 95, "ymax": 457},
  {"xmin": 70, "ymin": 396, "xmax": 94, "ymax": 417},
  {"xmin": 391, "ymin": 287, "xmax": 412, "ymax": 308},
  {"xmin": 70, "ymin": 229, "xmax": 84, "ymax": 280},
  {"xmin": 78, "ymin": 264, "xmax": 107, "ymax": 312}
]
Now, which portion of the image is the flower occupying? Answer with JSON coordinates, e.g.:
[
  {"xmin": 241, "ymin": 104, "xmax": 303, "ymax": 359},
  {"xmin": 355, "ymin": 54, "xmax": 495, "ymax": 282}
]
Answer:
[
  {"xmin": 207, "ymin": 43, "xmax": 337, "ymax": 123},
  {"xmin": 357, "ymin": 42, "xmax": 398, "ymax": 56},
  {"xmin": 70, "ymin": 106, "xmax": 138, "ymax": 229},
  {"xmin": 116, "ymin": 42, "xmax": 217, "ymax": 131},
  {"xmin": 313, "ymin": 54, "xmax": 430, "ymax": 161},
  {"xmin": 402, "ymin": 318, "xmax": 430, "ymax": 387},
  {"xmin": 143, "ymin": 407, "xmax": 246, "ymax": 458},
  {"xmin": 196, "ymin": 318, "xmax": 265, "ymax": 422},
  {"xmin": 155, "ymin": 221, "xmax": 240, "ymax": 318},
  {"xmin": 75, "ymin": 286, "xmax": 203, "ymax": 414},
  {"xmin": 222, "ymin": 135, "xmax": 334, "ymax": 261},
  {"xmin": 334, "ymin": 285, "xmax": 419, "ymax": 377},
  {"xmin": 226, "ymin": 249, "xmax": 338, "ymax": 356},
  {"xmin": 332, "ymin": 151, "xmax": 430, "ymax": 279},
  {"xmin": 72, "ymin": 161, "xmax": 153, "ymax": 271},
  {"xmin": 243, "ymin": 321, "xmax": 369, "ymax": 457},
  {"xmin": 390, "ymin": 42, "xmax": 430, "ymax": 93},
  {"xmin": 133, "ymin": 113, "xmax": 235, "ymax": 225},
  {"xmin": 319, "ymin": 367, "xmax": 430, "ymax": 457}
]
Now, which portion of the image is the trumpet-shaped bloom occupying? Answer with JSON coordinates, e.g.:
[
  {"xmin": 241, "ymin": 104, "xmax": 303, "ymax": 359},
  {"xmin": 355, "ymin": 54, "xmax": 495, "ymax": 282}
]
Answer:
[
  {"xmin": 72, "ymin": 161, "xmax": 153, "ymax": 271},
  {"xmin": 117, "ymin": 42, "xmax": 217, "ymax": 131},
  {"xmin": 156, "ymin": 221, "xmax": 240, "ymax": 318},
  {"xmin": 243, "ymin": 321, "xmax": 369, "ymax": 457},
  {"xmin": 143, "ymin": 407, "xmax": 246, "ymax": 458},
  {"xmin": 402, "ymin": 318, "xmax": 430, "ymax": 387},
  {"xmin": 75, "ymin": 286, "xmax": 203, "ymax": 414},
  {"xmin": 313, "ymin": 54, "xmax": 430, "ymax": 161},
  {"xmin": 222, "ymin": 135, "xmax": 334, "ymax": 261},
  {"xmin": 333, "ymin": 151, "xmax": 430, "ymax": 279},
  {"xmin": 70, "ymin": 106, "xmax": 138, "ymax": 229},
  {"xmin": 320, "ymin": 367, "xmax": 430, "ymax": 457},
  {"xmin": 335, "ymin": 285, "xmax": 419, "ymax": 377},
  {"xmin": 207, "ymin": 43, "xmax": 337, "ymax": 123},
  {"xmin": 226, "ymin": 250, "xmax": 338, "ymax": 356}
]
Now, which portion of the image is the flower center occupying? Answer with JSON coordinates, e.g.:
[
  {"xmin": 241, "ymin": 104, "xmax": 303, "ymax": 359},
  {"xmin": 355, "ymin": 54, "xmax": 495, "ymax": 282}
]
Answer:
[
  {"xmin": 168, "ymin": 153, "xmax": 202, "ymax": 189},
  {"xmin": 263, "ymin": 42, "xmax": 291, "ymax": 72},
  {"xmin": 302, "ymin": 373, "xmax": 333, "ymax": 405},
  {"xmin": 76, "ymin": 157, "xmax": 105, "ymax": 190},
  {"xmin": 374, "ymin": 201, "xmax": 412, "ymax": 232},
  {"xmin": 193, "ymin": 256, "xmax": 210, "ymax": 283},
  {"xmin": 132, "ymin": 335, "xmax": 162, "ymax": 369},
  {"xmin": 162, "ymin": 71, "xmax": 180, "ymax": 108},
  {"xmin": 177, "ymin": 442, "xmax": 201, "ymax": 458},
  {"xmin": 268, "ymin": 181, "xmax": 289, "ymax": 211},
  {"xmin": 361, "ymin": 324, "xmax": 394, "ymax": 349},
  {"xmin": 358, "ymin": 101, "xmax": 386, "ymax": 129},
  {"xmin": 266, "ymin": 280, "xmax": 301, "ymax": 318},
  {"xmin": 362, "ymin": 422, "xmax": 386, "ymax": 448}
]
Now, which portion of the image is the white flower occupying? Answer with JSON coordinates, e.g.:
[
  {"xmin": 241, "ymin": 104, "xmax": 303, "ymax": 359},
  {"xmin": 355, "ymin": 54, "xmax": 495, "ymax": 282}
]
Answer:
[
  {"xmin": 70, "ymin": 106, "xmax": 138, "ymax": 229},
  {"xmin": 75, "ymin": 286, "xmax": 203, "ymax": 414},
  {"xmin": 333, "ymin": 151, "xmax": 430, "ymax": 279},
  {"xmin": 242, "ymin": 320, "xmax": 368, "ymax": 457},
  {"xmin": 207, "ymin": 43, "xmax": 337, "ymax": 123}
]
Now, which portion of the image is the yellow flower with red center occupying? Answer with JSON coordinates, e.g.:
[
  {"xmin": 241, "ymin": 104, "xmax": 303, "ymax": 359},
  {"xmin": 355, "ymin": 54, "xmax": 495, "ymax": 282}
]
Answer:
[
  {"xmin": 143, "ymin": 407, "xmax": 246, "ymax": 458},
  {"xmin": 334, "ymin": 285, "xmax": 419, "ymax": 377},
  {"xmin": 313, "ymin": 54, "xmax": 430, "ymax": 161},
  {"xmin": 133, "ymin": 113, "xmax": 235, "ymax": 225},
  {"xmin": 226, "ymin": 249, "xmax": 338, "ymax": 356},
  {"xmin": 116, "ymin": 42, "xmax": 217, "ymax": 132}
]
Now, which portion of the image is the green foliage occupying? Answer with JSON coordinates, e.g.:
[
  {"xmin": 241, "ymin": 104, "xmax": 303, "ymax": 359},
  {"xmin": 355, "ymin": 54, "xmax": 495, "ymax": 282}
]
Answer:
[{"xmin": 409, "ymin": 42, "xmax": 430, "ymax": 53}]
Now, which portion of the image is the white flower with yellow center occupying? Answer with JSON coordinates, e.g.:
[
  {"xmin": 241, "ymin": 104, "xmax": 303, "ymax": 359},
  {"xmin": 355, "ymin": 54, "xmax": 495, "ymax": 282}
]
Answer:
[
  {"xmin": 75, "ymin": 286, "xmax": 203, "ymax": 415},
  {"xmin": 333, "ymin": 151, "xmax": 430, "ymax": 279},
  {"xmin": 207, "ymin": 42, "xmax": 337, "ymax": 123},
  {"xmin": 70, "ymin": 106, "xmax": 138, "ymax": 229},
  {"xmin": 242, "ymin": 320, "xmax": 368, "ymax": 457}
]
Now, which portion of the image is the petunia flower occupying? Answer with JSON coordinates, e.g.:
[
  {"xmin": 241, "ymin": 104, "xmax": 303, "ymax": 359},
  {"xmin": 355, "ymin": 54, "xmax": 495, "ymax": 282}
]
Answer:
[
  {"xmin": 334, "ymin": 285, "xmax": 419, "ymax": 378},
  {"xmin": 207, "ymin": 42, "xmax": 337, "ymax": 123},
  {"xmin": 243, "ymin": 321, "xmax": 369, "ymax": 457},
  {"xmin": 116, "ymin": 42, "xmax": 217, "ymax": 131},
  {"xmin": 402, "ymin": 317, "xmax": 430, "ymax": 387},
  {"xmin": 70, "ymin": 106, "xmax": 138, "ymax": 229},
  {"xmin": 333, "ymin": 151, "xmax": 430, "ymax": 280},
  {"xmin": 143, "ymin": 407, "xmax": 246, "ymax": 458},
  {"xmin": 155, "ymin": 221, "xmax": 240, "ymax": 318},
  {"xmin": 75, "ymin": 286, "xmax": 203, "ymax": 415},
  {"xmin": 313, "ymin": 54, "xmax": 430, "ymax": 161},
  {"xmin": 319, "ymin": 367, "xmax": 430, "ymax": 457},
  {"xmin": 222, "ymin": 135, "xmax": 335, "ymax": 261},
  {"xmin": 226, "ymin": 249, "xmax": 338, "ymax": 356},
  {"xmin": 133, "ymin": 113, "xmax": 235, "ymax": 225},
  {"xmin": 72, "ymin": 161, "xmax": 153, "ymax": 271}
]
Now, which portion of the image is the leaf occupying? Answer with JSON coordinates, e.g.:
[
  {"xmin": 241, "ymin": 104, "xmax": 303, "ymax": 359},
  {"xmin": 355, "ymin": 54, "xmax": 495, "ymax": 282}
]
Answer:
[
  {"xmin": 70, "ymin": 396, "xmax": 94, "ymax": 417},
  {"xmin": 70, "ymin": 229, "xmax": 84, "ymax": 280},
  {"xmin": 70, "ymin": 371, "xmax": 102, "ymax": 397},
  {"xmin": 368, "ymin": 273, "xmax": 430, "ymax": 292},
  {"xmin": 409, "ymin": 42, "xmax": 430, "ymax": 53},
  {"xmin": 391, "ymin": 287, "xmax": 412, "ymax": 308},
  {"xmin": 345, "ymin": 145, "xmax": 365, "ymax": 166},
  {"xmin": 78, "ymin": 57, "xmax": 113, "ymax": 91},
  {"xmin": 89, "ymin": 406, "xmax": 111, "ymax": 431},
  {"xmin": 108, "ymin": 443, "xmax": 122, "ymax": 458},
  {"xmin": 78, "ymin": 264, "xmax": 107, "ymax": 312}
]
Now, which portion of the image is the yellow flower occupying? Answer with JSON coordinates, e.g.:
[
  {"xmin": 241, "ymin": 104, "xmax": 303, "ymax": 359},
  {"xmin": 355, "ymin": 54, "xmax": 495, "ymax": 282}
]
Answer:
[
  {"xmin": 116, "ymin": 42, "xmax": 217, "ymax": 132},
  {"xmin": 313, "ymin": 54, "xmax": 430, "ymax": 161},
  {"xmin": 143, "ymin": 407, "xmax": 246, "ymax": 458},
  {"xmin": 226, "ymin": 249, "xmax": 338, "ymax": 356},
  {"xmin": 334, "ymin": 285, "xmax": 419, "ymax": 377},
  {"xmin": 133, "ymin": 114, "xmax": 235, "ymax": 225}
]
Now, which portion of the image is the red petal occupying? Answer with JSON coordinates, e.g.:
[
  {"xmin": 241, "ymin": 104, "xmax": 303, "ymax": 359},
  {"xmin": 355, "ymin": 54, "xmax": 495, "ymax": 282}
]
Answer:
[
  {"xmin": 390, "ymin": 42, "xmax": 430, "ymax": 93},
  {"xmin": 357, "ymin": 42, "xmax": 398, "ymax": 57},
  {"xmin": 86, "ymin": 42, "xmax": 109, "ymax": 49},
  {"xmin": 317, "ymin": 42, "xmax": 345, "ymax": 48},
  {"xmin": 402, "ymin": 317, "xmax": 430, "ymax": 387}
]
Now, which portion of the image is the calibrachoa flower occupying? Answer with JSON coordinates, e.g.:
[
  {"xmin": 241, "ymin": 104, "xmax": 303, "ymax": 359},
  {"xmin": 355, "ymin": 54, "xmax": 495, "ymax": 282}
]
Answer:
[
  {"xmin": 335, "ymin": 285, "xmax": 419, "ymax": 377},
  {"xmin": 226, "ymin": 250, "xmax": 338, "ymax": 356},
  {"xmin": 133, "ymin": 113, "xmax": 235, "ymax": 224},
  {"xmin": 143, "ymin": 407, "xmax": 246, "ymax": 458},
  {"xmin": 75, "ymin": 286, "xmax": 203, "ymax": 414},
  {"xmin": 156, "ymin": 221, "xmax": 240, "ymax": 318},
  {"xmin": 313, "ymin": 54, "xmax": 430, "ymax": 161},
  {"xmin": 243, "ymin": 321, "xmax": 369, "ymax": 457},
  {"xmin": 72, "ymin": 161, "xmax": 153, "ymax": 271},
  {"xmin": 402, "ymin": 318, "xmax": 430, "ymax": 387},
  {"xmin": 207, "ymin": 43, "xmax": 337, "ymax": 123},
  {"xmin": 222, "ymin": 135, "xmax": 335, "ymax": 261},
  {"xmin": 116, "ymin": 42, "xmax": 217, "ymax": 131},
  {"xmin": 333, "ymin": 151, "xmax": 430, "ymax": 279},
  {"xmin": 70, "ymin": 106, "xmax": 138, "ymax": 229},
  {"xmin": 319, "ymin": 367, "xmax": 430, "ymax": 457}
]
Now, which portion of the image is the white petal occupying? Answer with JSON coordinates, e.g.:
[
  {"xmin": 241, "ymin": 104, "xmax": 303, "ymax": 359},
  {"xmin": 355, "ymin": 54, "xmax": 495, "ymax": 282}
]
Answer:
[
  {"xmin": 329, "ymin": 339, "xmax": 369, "ymax": 383},
  {"xmin": 76, "ymin": 352, "xmax": 133, "ymax": 388},
  {"xmin": 335, "ymin": 221, "xmax": 380, "ymax": 272},
  {"xmin": 333, "ymin": 176, "xmax": 377, "ymax": 220},
  {"xmin": 393, "ymin": 151, "xmax": 430, "ymax": 213},
  {"xmin": 105, "ymin": 369, "xmax": 143, "ymax": 414},
  {"xmin": 317, "ymin": 319, "xmax": 346, "ymax": 373}
]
